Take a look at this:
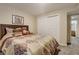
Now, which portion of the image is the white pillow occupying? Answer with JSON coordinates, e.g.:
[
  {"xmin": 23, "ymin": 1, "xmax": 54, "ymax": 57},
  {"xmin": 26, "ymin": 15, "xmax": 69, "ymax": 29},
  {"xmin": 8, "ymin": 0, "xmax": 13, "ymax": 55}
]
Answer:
[{"xmin": 6, "ymin": 27, "xmax": 13, "ymax": 34}]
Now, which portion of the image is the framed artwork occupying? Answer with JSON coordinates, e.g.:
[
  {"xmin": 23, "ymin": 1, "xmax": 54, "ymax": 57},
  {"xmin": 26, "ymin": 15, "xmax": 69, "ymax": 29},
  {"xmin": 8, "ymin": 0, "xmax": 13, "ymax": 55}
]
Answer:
[{"xmin": 12, "ymin": 15, "xmax": 24, "ymax": 25}]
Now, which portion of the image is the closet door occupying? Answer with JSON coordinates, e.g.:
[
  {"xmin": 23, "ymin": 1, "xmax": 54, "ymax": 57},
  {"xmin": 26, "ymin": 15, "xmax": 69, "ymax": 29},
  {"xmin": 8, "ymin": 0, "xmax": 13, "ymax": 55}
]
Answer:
[
  {"xmin": 37, "ymin": 15, "xmax": 60, "ymax": 42},
  {"xmin": 46, "ymin": 16, "xmax": 60, "ymax": 42}
]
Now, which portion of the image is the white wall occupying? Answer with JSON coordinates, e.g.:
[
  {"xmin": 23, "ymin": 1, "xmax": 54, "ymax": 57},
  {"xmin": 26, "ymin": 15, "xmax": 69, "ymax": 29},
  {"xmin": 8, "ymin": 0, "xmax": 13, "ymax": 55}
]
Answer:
[{"xmin": 0, "ymin": 6, "xmax": 37, "ymax": 33}]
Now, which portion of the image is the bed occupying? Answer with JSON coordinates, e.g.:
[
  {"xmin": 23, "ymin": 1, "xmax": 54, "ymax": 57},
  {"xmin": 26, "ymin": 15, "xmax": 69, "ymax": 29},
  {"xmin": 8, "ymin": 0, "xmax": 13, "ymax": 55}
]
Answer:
[{"xmin": 0, "ymin": 24, "xmax": 59, "ymax": 55}]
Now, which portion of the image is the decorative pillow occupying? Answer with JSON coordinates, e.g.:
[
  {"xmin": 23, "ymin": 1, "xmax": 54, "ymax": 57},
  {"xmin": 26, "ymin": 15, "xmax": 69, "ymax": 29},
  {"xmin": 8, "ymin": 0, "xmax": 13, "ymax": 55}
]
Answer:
[
  {"xmin": 22, "ymin": 29, "xmax": 30, "ymax": 35},
  {"xmin": 6, "ymin": 27, "xmax": 13, "ymax": 34},
  {"xmin": 13, "ymin": 28, "xmax": 22, "ymax": 32},
  {"xmin": 13, "ymin": 28, "xmax": 22, "ymax": 36},
  {"xmin": 12, "ymin": 32, "xmax": 22, "ymax": 36},
  {"xmin": 21, "ymin": 27, "xmax": 29, "ymax": 35},
  {"xmin": 22, "ymin": 27, "xmax": 27, "ymax": 30}
]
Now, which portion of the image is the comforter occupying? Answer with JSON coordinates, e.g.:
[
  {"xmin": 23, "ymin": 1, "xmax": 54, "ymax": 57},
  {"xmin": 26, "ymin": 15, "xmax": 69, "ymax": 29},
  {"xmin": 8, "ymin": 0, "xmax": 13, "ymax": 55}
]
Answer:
[{"xmin": 0, "ymin": 34, "xmax": 59, "ymax": 55}]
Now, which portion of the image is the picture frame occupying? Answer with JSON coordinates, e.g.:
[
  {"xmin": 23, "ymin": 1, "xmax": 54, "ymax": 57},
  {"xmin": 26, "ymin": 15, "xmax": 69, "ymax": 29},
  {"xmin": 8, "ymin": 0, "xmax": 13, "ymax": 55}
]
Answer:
[{"xmin": 12, "ymin": 15, "xmax": 24, "ymax": 25}]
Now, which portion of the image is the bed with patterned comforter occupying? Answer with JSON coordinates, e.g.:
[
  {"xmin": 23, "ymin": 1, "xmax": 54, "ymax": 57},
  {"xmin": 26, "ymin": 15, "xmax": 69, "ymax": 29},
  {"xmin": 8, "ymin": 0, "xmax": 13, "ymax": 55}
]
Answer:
[{"xmin": 0, "ymin": 33, "xmax": 59, "ymax": 55}]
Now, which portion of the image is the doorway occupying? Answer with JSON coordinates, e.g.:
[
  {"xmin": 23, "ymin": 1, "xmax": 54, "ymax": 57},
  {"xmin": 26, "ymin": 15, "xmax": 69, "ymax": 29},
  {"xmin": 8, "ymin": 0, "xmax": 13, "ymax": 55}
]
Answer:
[
  {"xmin": 71, "ymin": 16, "xmax": 77, "ymax": 37},
  {"xmin": 67, "ymin": 15, "xmax": 78, "ymax": 45}
]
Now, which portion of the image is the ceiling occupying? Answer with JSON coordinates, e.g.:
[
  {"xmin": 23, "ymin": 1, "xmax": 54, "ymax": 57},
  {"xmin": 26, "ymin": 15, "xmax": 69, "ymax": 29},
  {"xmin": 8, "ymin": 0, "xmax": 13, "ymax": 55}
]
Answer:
[{"xmin": 0, "ymin": 3, "xmax": 78, "ymax": 16}]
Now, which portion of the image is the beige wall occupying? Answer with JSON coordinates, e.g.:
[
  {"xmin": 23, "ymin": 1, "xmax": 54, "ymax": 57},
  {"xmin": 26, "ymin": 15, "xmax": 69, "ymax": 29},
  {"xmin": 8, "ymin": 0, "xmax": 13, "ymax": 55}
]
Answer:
[
  {"xmin": 59, "ymin": 11, "xmax": 67, "ymax": 46},
  {"xmin": 0, "ymin": 6, "xmax": 37, "ymax": 33}
]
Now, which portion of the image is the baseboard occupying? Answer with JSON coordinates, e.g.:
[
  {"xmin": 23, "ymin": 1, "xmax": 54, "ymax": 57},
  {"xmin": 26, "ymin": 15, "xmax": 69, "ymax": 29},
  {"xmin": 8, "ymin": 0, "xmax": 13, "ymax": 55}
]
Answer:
[{"xmin": 59, "ymin": 43, "xmax": 67, "ymax": 46}]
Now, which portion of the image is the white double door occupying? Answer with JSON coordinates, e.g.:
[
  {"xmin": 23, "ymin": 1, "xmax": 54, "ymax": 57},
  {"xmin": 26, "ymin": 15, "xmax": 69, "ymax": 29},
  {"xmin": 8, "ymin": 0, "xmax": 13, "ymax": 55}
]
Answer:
[{"xmin": 38, "ymin": 15, "xmax": 60, "ymax": 42}]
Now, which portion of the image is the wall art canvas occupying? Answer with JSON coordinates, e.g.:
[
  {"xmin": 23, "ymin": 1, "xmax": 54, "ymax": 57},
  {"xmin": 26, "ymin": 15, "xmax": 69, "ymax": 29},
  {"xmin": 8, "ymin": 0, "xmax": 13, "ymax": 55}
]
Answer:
[{"xmin": 12, "ymin": 15, "xmax": 24, "ymax": 25}]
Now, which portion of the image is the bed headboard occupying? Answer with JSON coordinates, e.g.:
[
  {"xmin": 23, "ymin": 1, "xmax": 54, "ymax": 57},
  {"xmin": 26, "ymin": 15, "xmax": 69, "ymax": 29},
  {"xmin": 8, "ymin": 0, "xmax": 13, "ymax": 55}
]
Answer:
[{"xmin": 0, "ymin": 24, "xmax": 29, "ymax": 40}]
